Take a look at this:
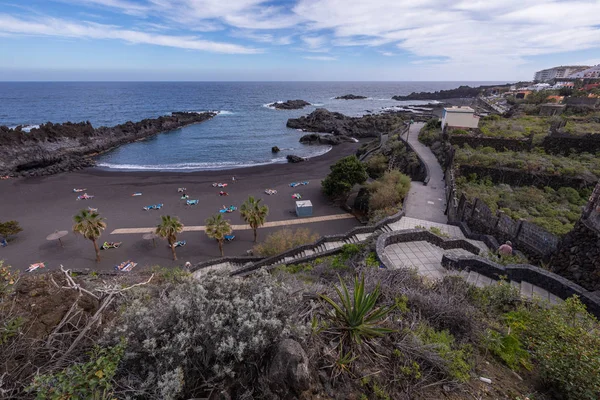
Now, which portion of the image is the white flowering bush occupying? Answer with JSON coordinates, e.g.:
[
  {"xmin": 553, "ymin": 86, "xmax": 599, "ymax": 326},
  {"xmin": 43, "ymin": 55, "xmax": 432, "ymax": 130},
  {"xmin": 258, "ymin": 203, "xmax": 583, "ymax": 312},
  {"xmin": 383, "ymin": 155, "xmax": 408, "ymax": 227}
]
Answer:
[{"xmin": 105, "ymin": 270, "xmax": 301, "ymax": 399}]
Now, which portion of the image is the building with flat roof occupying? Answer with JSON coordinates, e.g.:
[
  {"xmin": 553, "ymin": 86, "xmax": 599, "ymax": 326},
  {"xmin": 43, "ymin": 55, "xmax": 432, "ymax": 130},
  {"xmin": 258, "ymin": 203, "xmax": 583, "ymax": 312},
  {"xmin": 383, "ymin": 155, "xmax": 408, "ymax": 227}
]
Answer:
[
  {"xmin": 534, "ymin": 66, "xmax": 589, "ymax": 82},
  {"xmin": 441, "ymin": 106, "xmax": 480, "ymax": 129},
  {"xmin": 567, "ymin": 65, "xmax": 600, "ymax": 79}
]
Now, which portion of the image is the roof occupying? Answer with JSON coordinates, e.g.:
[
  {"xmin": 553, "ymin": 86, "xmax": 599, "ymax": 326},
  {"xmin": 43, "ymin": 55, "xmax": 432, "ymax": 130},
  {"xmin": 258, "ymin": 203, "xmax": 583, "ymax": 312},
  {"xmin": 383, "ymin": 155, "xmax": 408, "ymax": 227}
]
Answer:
[
  {"xmin": 296, "ymin": 200, "xmax": 312, "ymax": 207},
  {"xmin": 443, "ymin": 106, "xmax": 475, "ymax": 113}
]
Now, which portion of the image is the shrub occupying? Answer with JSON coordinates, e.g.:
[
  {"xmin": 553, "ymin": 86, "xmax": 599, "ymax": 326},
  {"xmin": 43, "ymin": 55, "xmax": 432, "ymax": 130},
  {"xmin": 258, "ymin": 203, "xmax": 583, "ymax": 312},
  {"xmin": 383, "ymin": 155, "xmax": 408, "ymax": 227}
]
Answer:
[
  {"xmin": 105, "ymin": 270, "xmax": 300, "ymax": 399},
  {"xmin": 28, "ymin": 340, "xmax": 125, "ymax": 400},
  {"xmin": 322, "ymin": 155, "xmax": 368, "ymax": 202},
  {"xmin": 368, "ymin": 170, "xmax": 411, "ymax": 214},
  {"xmin": 507, "ymin": 297, "xmax": 600, "ymax": 399},
  {"xmin": 415, "ymin": 323, "xmax": 472, "ymax": 382},
  {"xmin": 253, "ymin": 227, "xmax": 319, "ymax": 257},
  {"xmin": 483, "ymin": 329, "xmax": 531, "ymax": 371},
  {"xmin": 364, "ymin": 154, "xmax": 389, "ymax": 179},
  {"xmin": 0, "ymin": 220, "xmax": 22, "ymax": 238}
]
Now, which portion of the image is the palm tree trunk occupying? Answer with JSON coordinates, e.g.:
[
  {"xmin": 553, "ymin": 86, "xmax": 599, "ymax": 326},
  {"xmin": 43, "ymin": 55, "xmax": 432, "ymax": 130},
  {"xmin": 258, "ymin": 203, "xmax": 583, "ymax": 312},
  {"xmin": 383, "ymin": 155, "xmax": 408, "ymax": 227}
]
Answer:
[
  {"xmin": 92, "ymin": 239, "xmax": 100, "ymax": 262},
  {"xmin": 218, "ymin": 239, "xmax": 224, "ymax": 257},
  {"xmin": 253, "ymin": 228, "xmax": 257, "ymax": 243},
  {"xmin": 169, "ymin": 238, "xmax": 177, "ymax": 260}
]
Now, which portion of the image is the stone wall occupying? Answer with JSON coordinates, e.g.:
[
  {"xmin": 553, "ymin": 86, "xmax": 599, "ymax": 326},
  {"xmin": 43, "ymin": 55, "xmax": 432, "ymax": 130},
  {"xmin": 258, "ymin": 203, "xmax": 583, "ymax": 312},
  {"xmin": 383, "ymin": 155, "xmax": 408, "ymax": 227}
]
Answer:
[
  {"xmin": 449, "ymin": 134, "xmax": 533, "ymax": 152},
  {"xmin": 451, "ymin": 194, "xmax": 559, "ymax": 262},
  {"xmin": 542, "ymin": 132, "xmax": 600, "ymax": 156},
  {"xmin": 442, "ymin": 253, "xmax": 600, "ymax": 318},
  {"xmin": 457, "ymin": 164, "xmax": 594, "ymax": 189},
  {"xmin": 549, "ymin": 181, "xmax": 600, "ymax": 291}
]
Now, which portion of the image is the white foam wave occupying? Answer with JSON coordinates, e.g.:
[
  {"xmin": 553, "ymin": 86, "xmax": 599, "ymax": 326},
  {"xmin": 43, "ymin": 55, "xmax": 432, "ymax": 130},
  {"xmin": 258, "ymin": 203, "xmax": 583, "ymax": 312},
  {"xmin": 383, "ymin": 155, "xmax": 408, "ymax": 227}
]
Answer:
[
  {"xmin": 262, "ymin": 101, "xmax": 283, "ymax": 109},
  {"xmin": 311, "ymin": 103, "xmax": 324, "ymax": 106},
  {"xmin": 216, "ymin": 110, "xmax": 234, "ymax": 115},
  {"xmin": 9, "ymin": 124, "xmax": 39, "ymax": 132},
  {"xmin": 96, "ymin": 146, "xmax": 332, "ymax": 171}
]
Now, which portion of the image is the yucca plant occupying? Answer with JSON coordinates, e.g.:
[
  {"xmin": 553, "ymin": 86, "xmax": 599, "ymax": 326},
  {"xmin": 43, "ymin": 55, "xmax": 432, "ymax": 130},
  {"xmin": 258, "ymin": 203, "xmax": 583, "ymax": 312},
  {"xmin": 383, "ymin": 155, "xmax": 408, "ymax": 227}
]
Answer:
[{"xmin": 320, "ymin": 274, "xmax": 394, "ymax": 346}]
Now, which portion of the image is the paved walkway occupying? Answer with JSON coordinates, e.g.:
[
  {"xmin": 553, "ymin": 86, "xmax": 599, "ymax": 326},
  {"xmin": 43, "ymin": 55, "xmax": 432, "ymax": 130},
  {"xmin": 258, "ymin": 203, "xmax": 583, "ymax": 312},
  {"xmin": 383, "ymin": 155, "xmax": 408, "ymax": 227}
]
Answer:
[
  {"xmin": 401, "ymin": 122, "xmax": 448, "ymax": 224},
  {"xmin": 110, "ymin": 213, "xmax": 355, "ymax": 234}
]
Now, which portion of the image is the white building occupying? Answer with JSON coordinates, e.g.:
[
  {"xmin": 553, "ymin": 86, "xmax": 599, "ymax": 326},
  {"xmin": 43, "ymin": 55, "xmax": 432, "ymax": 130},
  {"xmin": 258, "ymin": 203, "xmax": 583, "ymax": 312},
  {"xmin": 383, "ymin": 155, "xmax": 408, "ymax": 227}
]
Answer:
[
  {"xmin": 534, "ymin": 66, "xmax": 589, "ymax": 82},
  {"xmin": 441, "ymin": 106, "xmax": 480, "ymax": 130},
  {"xmin": 567, "ymin": 65, "xmax": 600, "ymax": 79}
]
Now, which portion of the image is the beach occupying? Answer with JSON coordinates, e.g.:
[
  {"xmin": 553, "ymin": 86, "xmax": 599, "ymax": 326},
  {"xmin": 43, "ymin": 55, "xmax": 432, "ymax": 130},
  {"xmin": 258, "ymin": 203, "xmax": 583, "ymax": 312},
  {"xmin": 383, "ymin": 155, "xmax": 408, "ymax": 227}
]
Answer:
[{"xmin": 0, "ymin": 143, "xmax": 361, "ymax": 273}]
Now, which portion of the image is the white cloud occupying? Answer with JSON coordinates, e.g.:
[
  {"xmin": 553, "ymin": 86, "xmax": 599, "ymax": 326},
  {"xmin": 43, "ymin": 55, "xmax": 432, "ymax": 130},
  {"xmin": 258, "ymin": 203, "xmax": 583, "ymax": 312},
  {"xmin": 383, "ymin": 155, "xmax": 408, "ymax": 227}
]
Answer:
[
  {"xmin": 303, "ymin": 55, "xmax": 337, "ymax": 61},
  {"xmin": 379, "ymin": 51, "xmax": 395, "ymax": 57},
  {"xmin": 230, "ymin": 30, "xmax": 293, "ymax": 45},
  {"xmin": 0, "ymin": 14, "xmax": 260, "ymax": 54},
  {"xmin": 293, "ymin": 0, "xmax": 600, "ymax": 72}
]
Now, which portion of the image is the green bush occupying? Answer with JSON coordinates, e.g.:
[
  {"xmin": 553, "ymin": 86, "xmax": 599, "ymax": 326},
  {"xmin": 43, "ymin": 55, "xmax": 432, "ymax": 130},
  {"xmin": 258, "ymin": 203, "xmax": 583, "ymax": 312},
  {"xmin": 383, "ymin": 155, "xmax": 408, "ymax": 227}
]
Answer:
[
  {"xmin": 0, "ymin": 220, "xmax": 22, "ymax": 238},
  {"xmin": 506, "ymin": 297, "xmax": 600, "ymax": 399},
  {"xmin": 29, "ymin": 340, "xmax": 125, "ymax": 400},
  {"xmin": 322, "ymin": 156, "xmax": 368, "ymax": 202},
  {"xmin": 364, "ymin": 154, "xmax": 389, "ymax": 179},
  {"xmin": 483, "ymin": 329, "xmax": 531, "ymax": 371},
  {"xmin": 416, "ymin": 324, "xmax": 472, "ymax": 382}
]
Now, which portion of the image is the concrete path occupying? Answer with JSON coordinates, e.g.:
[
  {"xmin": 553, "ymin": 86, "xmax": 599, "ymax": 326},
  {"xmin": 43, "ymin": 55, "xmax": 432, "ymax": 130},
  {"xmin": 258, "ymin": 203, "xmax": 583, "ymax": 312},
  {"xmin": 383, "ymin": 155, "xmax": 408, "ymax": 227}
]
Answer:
[
  {"xmin": 110, "ymin": 213, "xmax": 355, "ymax": 235},
  {"xmin": 401, "ymin": 122, "xmax": 448, "ymax": 224}
]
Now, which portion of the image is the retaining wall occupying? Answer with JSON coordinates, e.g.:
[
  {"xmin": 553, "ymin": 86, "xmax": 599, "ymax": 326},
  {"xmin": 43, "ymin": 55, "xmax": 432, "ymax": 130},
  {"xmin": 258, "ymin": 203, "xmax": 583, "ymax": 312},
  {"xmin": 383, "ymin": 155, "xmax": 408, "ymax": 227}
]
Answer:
[{"xmin": 449, "ymin": 135, "xmax": 533, "ymax": 152}]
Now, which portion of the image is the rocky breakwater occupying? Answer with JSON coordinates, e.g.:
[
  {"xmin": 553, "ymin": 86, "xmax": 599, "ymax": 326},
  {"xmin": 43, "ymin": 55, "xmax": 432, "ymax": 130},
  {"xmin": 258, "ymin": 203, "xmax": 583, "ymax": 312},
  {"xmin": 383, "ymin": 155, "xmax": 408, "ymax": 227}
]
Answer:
[
  {"xmin": 267, "ymin": 100, "xmax": 311, "ymax": 110},
  {"xmin": 335, "ymin": 94, "xmax": 367, "ymax": 100},
  {"xmin": 0, "ymin": 111, "xmax": 216, "ymax": 177},
  {"xmin": 287, "ymin": 108, "xmax": 404, "ymax": 145}
]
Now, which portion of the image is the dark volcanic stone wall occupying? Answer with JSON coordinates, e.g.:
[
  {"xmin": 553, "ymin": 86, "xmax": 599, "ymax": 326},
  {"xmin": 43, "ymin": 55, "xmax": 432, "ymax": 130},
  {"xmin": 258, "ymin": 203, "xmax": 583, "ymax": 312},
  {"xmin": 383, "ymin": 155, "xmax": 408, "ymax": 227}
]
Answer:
[{"xmin": 549, "ymin": 219, "xmax": 600, "ymax": 292}]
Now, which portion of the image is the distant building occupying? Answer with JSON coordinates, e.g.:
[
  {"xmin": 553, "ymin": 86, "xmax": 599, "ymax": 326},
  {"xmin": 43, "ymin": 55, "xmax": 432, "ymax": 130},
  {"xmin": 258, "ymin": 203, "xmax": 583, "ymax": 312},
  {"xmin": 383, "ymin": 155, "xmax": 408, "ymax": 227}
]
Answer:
[
  {"xmin": 567, "ymin": 65, "xmax": 600, "ymax": 79},
  {"xmin": 534, "ymin": 66, "xmax": 590, "ymax": 82},
  {"xmin": 441, "ymin": 106, "xmax": 480, "ymax": 129}
]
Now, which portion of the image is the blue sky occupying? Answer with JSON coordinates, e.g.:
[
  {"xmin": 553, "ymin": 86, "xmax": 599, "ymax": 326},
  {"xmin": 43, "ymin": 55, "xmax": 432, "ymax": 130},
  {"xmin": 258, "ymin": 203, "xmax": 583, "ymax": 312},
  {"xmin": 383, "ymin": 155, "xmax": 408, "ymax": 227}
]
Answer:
[{"xmin": 1, "ymin": 0, "xmax": 599, "ymax": 81}]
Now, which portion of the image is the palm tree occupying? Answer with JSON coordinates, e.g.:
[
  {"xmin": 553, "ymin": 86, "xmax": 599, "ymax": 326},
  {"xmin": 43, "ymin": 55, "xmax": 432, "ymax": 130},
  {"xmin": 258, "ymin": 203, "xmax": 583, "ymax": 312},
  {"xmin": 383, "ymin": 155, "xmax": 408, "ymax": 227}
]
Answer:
[
  {"xmin": 156, "ymin": 215, "xmax": 184, "ymax": 260},
  {"xmin": 240, "ymin": 196, "xmax": 269, "ymax": 243},
  {"xmin": 73, "ymin": 209, "xmax": 106, "ymax": 262},
  {"xmin": 205, "ymin": 214, "xmax": 232, "ymax": 257}
]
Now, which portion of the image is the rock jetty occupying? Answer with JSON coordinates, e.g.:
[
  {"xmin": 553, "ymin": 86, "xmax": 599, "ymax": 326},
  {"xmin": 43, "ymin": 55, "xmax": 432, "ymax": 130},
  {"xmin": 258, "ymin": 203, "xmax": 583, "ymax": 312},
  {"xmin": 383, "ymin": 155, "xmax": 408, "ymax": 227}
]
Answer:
[
  {"xmin": 0, "ymin": 111, "xmax": 216, "ymax": 177},
  {"xmin": 392, "ymin": 84, "xmax": 501, "ymax": 101},
  {"xmin": 335, "ymin": 94, "xmax": 367, "ymax": 100},
  {"xmin": 267, "ymin": 100, "xmax": 311, "ymax": 110},
  {"xmin": 287, "ymin": 108, "xmax": 404, "ymax": 141}
]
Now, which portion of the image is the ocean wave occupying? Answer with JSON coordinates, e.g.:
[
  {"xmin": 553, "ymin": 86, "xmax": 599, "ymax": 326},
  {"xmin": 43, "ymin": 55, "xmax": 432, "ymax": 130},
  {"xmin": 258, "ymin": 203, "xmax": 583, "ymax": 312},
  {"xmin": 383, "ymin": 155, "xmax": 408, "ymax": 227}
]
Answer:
[
  {"xmin": 216, "ymin": 110, "xmax": 234, "ymax": 115},
  {"xmin": 96, "ymin": 146, "xmax": 332, "ymax": 171},
  {"xmin": 262, "ymin": 101, "xmax": 282, "ymax": 109},
  {"xmin": 311, "ymin": 103, "xmax": 324, "ymax": 106},
  {"xmin": 9, "ymin": 124, "xmax": 39, "ymax": 132}
]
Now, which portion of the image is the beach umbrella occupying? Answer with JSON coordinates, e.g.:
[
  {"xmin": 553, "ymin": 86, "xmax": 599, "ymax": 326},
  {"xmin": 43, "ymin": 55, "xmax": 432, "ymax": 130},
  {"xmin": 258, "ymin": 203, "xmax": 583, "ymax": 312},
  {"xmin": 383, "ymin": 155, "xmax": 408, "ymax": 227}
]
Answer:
[
  {"xmin": 143, "ymin": 232, "xmax": 159, "ymax": 248},
  {"xmin": 46, "ymin": 230, "xmax": 69, "ymax": 247}
]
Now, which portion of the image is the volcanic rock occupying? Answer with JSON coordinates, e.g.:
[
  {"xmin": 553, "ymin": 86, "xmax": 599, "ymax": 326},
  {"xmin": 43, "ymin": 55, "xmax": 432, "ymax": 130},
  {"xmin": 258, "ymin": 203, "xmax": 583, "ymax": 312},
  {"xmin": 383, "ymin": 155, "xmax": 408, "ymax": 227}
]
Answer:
[
  {"xmin": 268, "ymin": 100, "xmax": 311, "ymax": 110},
  {"xmin": 287, "ymin": 108, "xmax": 404, "ymax": 138},
  {"xmin": 0, "ymin": 111, "xmax": 216, "ymax": 177},
  {"xmin": 271, "ymin": 146, "xmax": 280, "ymax": 153},
  {"xmin": 286, "ymin": 155, "xmax": 305, "ymax": 163},
  {"xmin": 335, "ymin": 94, "xmax": 367, "ymax": 100}
]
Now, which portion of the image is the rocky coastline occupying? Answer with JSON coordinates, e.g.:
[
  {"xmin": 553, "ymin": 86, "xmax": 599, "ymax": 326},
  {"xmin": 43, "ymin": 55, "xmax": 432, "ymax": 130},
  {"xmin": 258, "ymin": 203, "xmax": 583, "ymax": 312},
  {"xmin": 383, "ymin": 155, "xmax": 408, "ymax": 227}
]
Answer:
[
  {"xmin": 267, "ymin": 100, "xmax": 311, "ymax": 110},
  {"xmin": 287, "ymin": 108, "xmax": 405, "ymax": 144},
  {"xmin": 392, "ymin": 84, "xmax": 503, "ymax": 101},
  {"xmin": 335, "ymin": 94, "xmax": 367, "ymax": 100},
  {"xmin": 0, "ymin": 111, "xmax": 216, "ymax": 177}
]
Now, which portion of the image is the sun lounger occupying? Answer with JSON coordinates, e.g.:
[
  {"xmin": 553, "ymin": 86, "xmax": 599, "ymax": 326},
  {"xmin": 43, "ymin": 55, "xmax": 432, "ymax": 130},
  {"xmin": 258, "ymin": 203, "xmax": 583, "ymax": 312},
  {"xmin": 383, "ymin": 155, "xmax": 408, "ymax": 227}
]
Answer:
[
  {"xmin": 76, "ymin": 193, "xmax": 94, "ymax": 200},
  {"xmin": 292, "ymin": 193, "xmax": 302, "ymax": 199},
  {"xmin": 143, "ymin": 203, "xmax": 163, "ymax": 210},
  {"xmin": 224, "ymin": 235, "xmax": 235, "ymax": 241},
  {"xmin": 212, "ymin": 183, "xmax": 228, "ymax": 188},
  {"xmin": 219, "ymin": 205, "xmax": 237, "ymax": 213},
  {"xmin": 101, "ymin": 241, "xmax": 122, "ymax": 250},
  {"xmin": 73, "ymin": 188, "xmax": 87, "ymax": 192},
  {"xmin": 181, "ymin": 194, "xmax": 189, "ymax": 199},
  {"xmin": 265, "ymin": 189, "xmax": 277, "ymax": 195},
  {"xmin": 177, "ymin": 187, "xmax": 187, "ymax": 192},
  {"xmin": 186, "ymin": 199, "xmax": 199, "ymax": 206},
  {"xmin": 27, "ymin": 262, "xmax": 45, "ymax": 272},
  {"xmin": 172, "ymin": 240, "xmax": 186, "ymax": 248},
  {"xmin": 132, "ymin": 192, "xmax": 142, "ymax": 196},
  {"xmin": 115, "ymin": 260, "xmax": 137, "ymax": 272}
]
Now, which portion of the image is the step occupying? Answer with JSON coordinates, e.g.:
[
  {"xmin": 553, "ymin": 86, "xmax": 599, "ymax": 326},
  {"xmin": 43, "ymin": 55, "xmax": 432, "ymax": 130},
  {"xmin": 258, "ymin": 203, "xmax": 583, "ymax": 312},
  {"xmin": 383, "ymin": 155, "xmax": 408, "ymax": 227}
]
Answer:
[
  {"xmin": 305, "ymin": 249, "xmax": 314, "ymax": 257},
  {"xmin": 466, "ymin": 271, "xmax": 478, "ymax": 285},
  {"xmin": 381, "ymin": 225, "xmax": 392, "ymax": 233},
  {"xmin": 520, "ymin": 281, "xmax": 534, "ymax": 299}
]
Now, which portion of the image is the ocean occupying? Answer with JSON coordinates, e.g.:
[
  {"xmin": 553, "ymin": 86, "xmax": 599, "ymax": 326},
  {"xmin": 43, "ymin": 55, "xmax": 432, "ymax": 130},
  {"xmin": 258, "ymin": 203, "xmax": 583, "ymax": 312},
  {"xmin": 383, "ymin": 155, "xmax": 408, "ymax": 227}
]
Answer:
[{"xmin": 0, "ymin": 81, "xmax": 500, "ymax": 171}]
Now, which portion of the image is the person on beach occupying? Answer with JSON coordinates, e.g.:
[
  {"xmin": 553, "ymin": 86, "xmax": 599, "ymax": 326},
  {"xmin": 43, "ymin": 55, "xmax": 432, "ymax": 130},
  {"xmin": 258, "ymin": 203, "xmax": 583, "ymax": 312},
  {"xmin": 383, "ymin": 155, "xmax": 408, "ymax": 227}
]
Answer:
[
  {"xmin": 498, "ymin": 241, "xmax": 513, "ymax": 256},
  {"xmin": 232, "ymin": 176, "xmax": 235, "ymax": 183}
]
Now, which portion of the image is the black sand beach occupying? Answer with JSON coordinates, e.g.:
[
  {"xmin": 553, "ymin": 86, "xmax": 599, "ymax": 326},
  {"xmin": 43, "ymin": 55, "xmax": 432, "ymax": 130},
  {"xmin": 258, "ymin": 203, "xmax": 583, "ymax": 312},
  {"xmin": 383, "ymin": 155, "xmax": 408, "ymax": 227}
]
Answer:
[{"xmin": 0, "ymin": 143, "xmax": 362, "ymax": 273}]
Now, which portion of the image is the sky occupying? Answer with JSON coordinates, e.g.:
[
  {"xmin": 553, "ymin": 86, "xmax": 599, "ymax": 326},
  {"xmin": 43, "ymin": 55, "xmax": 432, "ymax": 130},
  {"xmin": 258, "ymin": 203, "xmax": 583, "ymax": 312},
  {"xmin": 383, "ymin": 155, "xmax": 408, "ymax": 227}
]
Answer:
[{"xmin": 1, "ymin": 0, "xmax": 600, "ymax": 81}]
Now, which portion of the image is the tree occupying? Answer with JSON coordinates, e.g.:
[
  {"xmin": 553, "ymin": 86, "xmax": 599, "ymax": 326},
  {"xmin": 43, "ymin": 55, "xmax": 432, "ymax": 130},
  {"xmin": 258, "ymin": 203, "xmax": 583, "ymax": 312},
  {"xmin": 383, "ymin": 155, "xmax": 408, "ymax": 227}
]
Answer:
[
  {"xmin": 0, "ymin": 220, "xmax": 22, "ymax": 238},
  {"xmin": 205, "ymin": 214, "xmax": 232, "ymax": 257},
  {"xmin": 156, "ymin": 215, "xmax": 184, "ymax": 261},
  {"xmin": 240, "ymin": 196, "xmax": 269, "ymax": 242},
  {"xmin": 73, "ymin": 209, "xmax": 106, "ymax": 262},
  {"xmin": 322, "ymin": 155, "xmax": 368, "ymax": 202}
]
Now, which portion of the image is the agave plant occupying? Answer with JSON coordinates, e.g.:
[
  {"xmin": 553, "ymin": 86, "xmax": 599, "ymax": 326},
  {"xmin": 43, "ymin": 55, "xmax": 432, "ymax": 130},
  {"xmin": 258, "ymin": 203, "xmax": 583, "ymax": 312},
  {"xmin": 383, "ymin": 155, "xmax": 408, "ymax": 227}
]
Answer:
[{"xmin": 320, "ymin": 274, "xmax": 394, "ymax": 346}]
